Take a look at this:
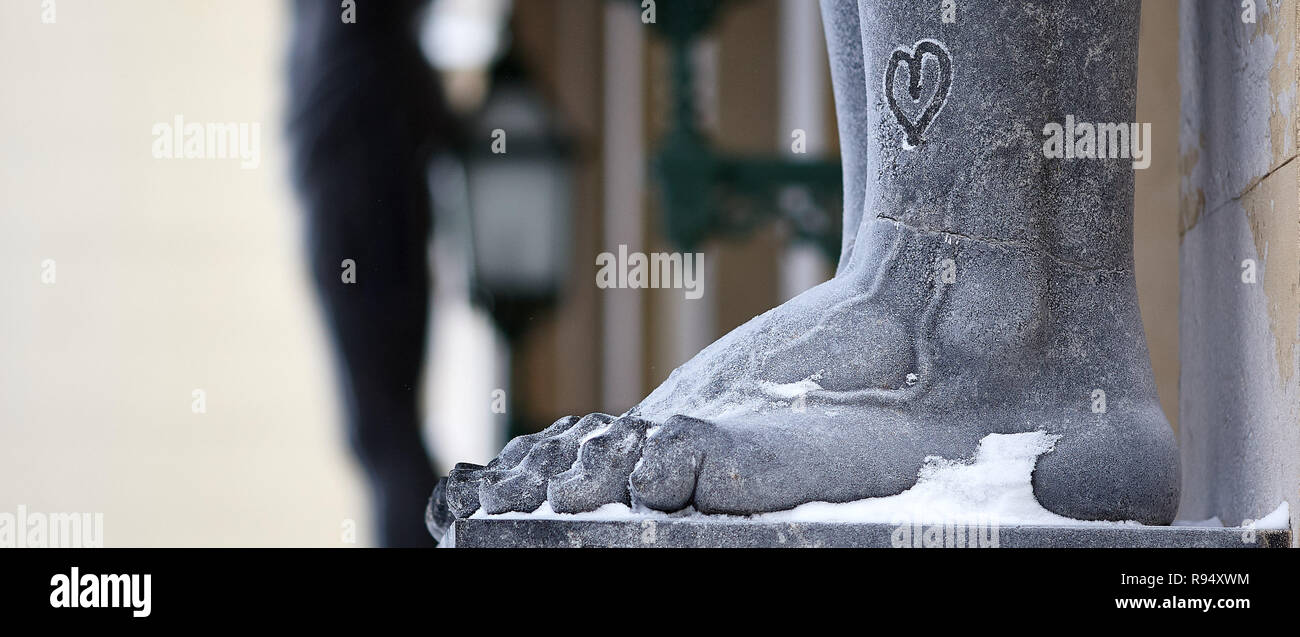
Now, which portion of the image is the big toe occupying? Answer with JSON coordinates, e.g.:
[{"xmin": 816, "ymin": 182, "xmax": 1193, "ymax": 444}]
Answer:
[{"xmin": 629, "ymin": 415, "xmax": 716, "ymax": 512}]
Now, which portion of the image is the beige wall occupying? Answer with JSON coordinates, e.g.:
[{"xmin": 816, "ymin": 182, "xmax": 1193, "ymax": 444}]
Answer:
[
  {"xmin": 0, "ymin": 1, "xmax": 369, "ymax": 546},
  {"xmin": 1136, "ymin": 0, "xmax": 1182, "ymax": 431}
]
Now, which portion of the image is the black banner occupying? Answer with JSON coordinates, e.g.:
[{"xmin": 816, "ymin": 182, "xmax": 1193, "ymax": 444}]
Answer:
[{"xmin": 0, "ymin": 548, "xmax": 1292, "ymax": 625}]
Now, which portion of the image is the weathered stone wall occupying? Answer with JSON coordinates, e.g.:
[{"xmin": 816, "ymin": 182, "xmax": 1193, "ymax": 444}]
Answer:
[{"xmin": 1179, "ymin": 0, "xmax": 1299, "ymax": 540}]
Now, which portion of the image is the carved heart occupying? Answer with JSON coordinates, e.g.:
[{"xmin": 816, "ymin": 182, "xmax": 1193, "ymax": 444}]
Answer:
[{"xmin": 884, "ymin": 39, "xmax": 952, "ymax": 149}]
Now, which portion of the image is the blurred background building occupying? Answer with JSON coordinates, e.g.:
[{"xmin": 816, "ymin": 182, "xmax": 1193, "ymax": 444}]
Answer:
[{"xmin": 0, "ymin": 0, "xmax": 1179, "ymax": 546}]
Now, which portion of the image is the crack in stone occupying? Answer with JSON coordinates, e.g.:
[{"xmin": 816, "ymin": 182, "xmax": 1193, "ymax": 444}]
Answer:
[
  {"xmin": 874, "ymin": 212, "xmax": 1132, "ymax": 275},
  {"xmin": 1193, "ymin": 152, "xmax": 1300, "ymax": 231},
  {"xmin": 1230, "ymin": 152, "xmax": 1298, "ymax": 203}
]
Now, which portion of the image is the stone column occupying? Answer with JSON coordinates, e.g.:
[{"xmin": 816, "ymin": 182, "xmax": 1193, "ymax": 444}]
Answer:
[{"xmin": 1178, "ymin": 0, "xmax": 1299, "ymax": 539}]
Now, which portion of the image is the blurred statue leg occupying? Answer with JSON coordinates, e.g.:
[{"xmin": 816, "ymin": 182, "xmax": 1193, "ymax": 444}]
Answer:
[{"xmin": 287, "ymin": 0, "xmax": 449, "ymax": 547}]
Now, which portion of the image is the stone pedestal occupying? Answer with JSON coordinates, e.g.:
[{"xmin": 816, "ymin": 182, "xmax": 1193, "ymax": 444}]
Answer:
[{"xmin": 447, "ymin": 518, "xmax": 1290, "ymax": 549}]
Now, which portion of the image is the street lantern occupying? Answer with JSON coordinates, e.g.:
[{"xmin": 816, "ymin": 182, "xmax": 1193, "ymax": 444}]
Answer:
[
  {"xmin": 464, "ymin": 66, "xmax": 573, "ymax": 317},
  {"xmin": 420, "ymin": 0, "xmax": 571, "ymax": 333},
  {"xmin": 463, "ymin": 61, "xmax": 574, "ymax": 339}
]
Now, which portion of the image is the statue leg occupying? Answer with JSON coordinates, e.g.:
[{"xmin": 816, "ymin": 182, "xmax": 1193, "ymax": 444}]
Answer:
[
  {"xmin": 449, "ymin": 0, "xmax": 1179, "ymax": 524},
  {"xmin": 822, "ymin": 0, "xmax": 869, "ymax": 272}
]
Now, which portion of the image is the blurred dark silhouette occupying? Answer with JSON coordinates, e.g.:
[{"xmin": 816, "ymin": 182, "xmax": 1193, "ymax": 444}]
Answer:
[{"xmin": 285, "ymin": 0, "xmax": 453, "ymax": 547}]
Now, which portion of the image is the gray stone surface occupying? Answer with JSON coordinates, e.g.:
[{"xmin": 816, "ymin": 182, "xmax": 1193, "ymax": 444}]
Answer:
[
  {"xmin": 445, "ymin": 0, "xmax": 1180, "ymax": 526},
  {"xmin": 449, "ymin": 518, "xmax": 1290, "ymax": 549}
]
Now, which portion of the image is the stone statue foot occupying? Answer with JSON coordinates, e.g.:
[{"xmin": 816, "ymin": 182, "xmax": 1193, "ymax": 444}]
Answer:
[{"xmin": 446, "ymin": 216, "xmax": 1180, "ymax": 525}]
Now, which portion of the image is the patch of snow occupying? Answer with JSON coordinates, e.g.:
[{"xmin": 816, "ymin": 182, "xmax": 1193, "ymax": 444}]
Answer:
[
  {"xmin": 472, "ymin": 501, "xmax": 685, "ymax": 521},
  {"xmin": 758, "ymin": 431, "xmax": 1133, "ymax": 526},
  {"xmin": 581, "ymin": 423, "xmax": 612, "ymax": 444},
  {"xmin": 1172, "ymin": 516, "xmax": 1224, "ymax": 528},
  {"xmin": 758, "ymin": 373, "xmax": 823, "ymax": 400},
  {"xmin": 1251, "ymin": 501, "xmax": 1290, "ymax": 530},
  {"xmin": 1174, "ymin": 503, "xmax": 1293, "ymax": 530}
]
